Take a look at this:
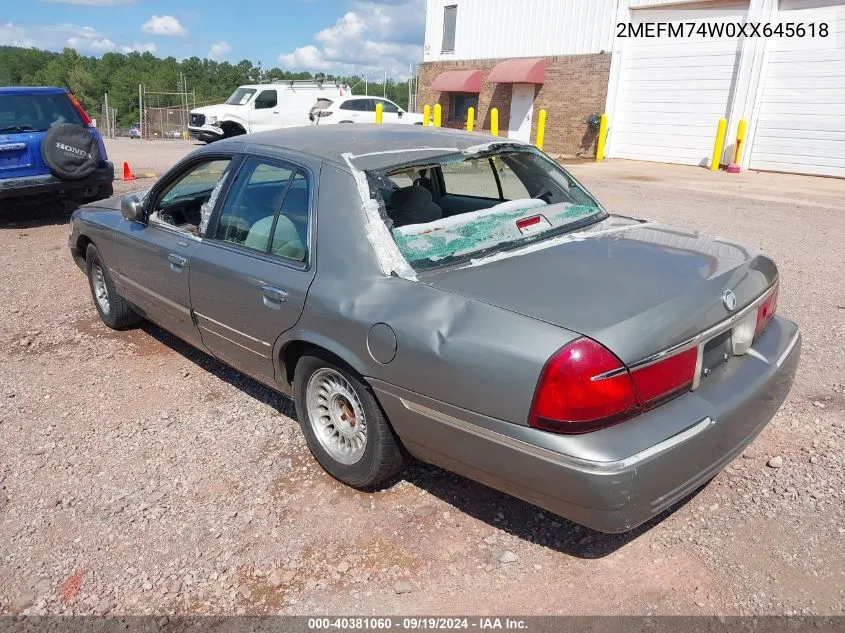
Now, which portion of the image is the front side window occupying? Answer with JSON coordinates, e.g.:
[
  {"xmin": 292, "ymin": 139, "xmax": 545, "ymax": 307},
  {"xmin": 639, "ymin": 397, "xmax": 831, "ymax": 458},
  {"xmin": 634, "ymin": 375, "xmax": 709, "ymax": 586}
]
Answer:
[
  {"xmin": 151, "ymin": 158, "xmax": 233, "ymax": 233},
  {"xmin": 225, "ymin": 88, "xmax": 256, "ymax": 106},
  {"xmin": 377, "ymin": 149, "xmax": 605, "ymax": 271},
  {"xmin": 215, "ymin": 157, "xmax": 309, "ymax": 263},
  {"xmin": 442, "ymin": 5, "xmax": 457, "ymax": 53},
  {"xmin": 451, "ymin": 93, "xmax": 477, "ymax": 121},
  {"xmin": 254, "ymin": 90, "xmax": 278, "ymax": 110},
  {"xmin": 376, "ymin": 99, "xmax": 400, "ymax": 113}
]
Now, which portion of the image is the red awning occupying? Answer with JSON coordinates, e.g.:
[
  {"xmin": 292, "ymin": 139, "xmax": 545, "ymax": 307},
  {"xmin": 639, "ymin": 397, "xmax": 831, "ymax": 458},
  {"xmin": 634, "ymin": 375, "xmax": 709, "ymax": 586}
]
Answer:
[
  {"xmin": 431, "ymin": 69, "xmax": 483, "ymax": 93},
  {"xmin": 488, "ymin": 58, "xmax": 547, "ymax": 84}
]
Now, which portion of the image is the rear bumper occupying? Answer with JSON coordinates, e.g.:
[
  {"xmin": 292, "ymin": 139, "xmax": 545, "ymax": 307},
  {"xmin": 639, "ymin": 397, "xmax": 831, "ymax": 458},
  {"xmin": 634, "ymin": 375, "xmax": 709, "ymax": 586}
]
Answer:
[
  {"xmin": 188, "ymin": 125, "xmax": 224, "ymax": 143},
  {"xmin": 371, "ymin": 316, "xmax": 801, "ymax": 533},
  {"xmin": 0, "ymin": 162, "xmax": 114, "ymax": 200}
]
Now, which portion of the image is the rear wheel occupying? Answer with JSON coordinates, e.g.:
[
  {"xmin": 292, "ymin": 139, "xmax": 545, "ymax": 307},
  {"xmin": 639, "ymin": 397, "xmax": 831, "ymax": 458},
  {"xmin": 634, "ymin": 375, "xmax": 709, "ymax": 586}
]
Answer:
[
  {"xmin": 86, "ymin": 244, "xmax": 141, "ymax": 329},
  {"xmin": 294, "ymin": 352, "xmax": 409, "ymax": 488}
]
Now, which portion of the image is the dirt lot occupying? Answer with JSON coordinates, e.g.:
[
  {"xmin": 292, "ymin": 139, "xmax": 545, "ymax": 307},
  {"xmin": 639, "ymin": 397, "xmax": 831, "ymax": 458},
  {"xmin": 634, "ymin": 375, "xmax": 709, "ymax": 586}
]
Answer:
[{"xmin": 1, "ymin": 139, "xmax": 844, "ymax": 616}]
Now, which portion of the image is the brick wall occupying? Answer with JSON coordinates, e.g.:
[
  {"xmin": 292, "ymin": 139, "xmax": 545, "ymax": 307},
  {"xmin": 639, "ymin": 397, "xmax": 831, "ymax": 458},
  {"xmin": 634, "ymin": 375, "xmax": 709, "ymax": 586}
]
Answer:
[{"xmin": 416, "ymin": 53, "xmax": 611, "ymax": 157}]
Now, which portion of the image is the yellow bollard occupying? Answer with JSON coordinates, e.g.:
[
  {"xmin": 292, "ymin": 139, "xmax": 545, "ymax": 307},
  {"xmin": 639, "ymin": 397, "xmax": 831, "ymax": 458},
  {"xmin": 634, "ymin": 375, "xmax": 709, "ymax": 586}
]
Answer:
[
  {"xmin": 466, "ymin": 107, "xmax": 475, "ymax": 132},
  {"xmin": 433, "ymin": 103, "xmax": 442, "ymax": 127},
  {"xmin": 596, "ymin": 113, "xmax": 609, "ymax": 162},
  {"xmin": 733, "ymin": 118, "xmax": 748, "ymax": 164},
  {"xmin": 490, "ymin": 108, "xmax": 498, "ymax": 136},
  {"xmin": 535, "ymin": 109, "xmax": 547, "ymax": 150},
  {"xmin": 375, "ymin": 102, "xmax": 383, "ymax": 124},
  {"xmin": 711, "ymin": 117, "xmax": 728, "ymax": 171},
  {"xmin": 423, "ymin": 104, "xmax": 431, "ymax": 127}
]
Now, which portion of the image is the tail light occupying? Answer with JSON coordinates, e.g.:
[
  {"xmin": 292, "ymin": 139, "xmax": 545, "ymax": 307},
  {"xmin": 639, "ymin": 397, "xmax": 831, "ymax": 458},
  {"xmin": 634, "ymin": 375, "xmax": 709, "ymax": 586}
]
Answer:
[
  {"xmin": 754, "ymin": 281, "xmax": 778, "ymax": 339},
  {"xmin": 67, "ymin": 93, "xmax": 92, "ymax": 127},
  {"xmin": 530, "ymin": 338, "xmax": 641, "ymax": 434},
  {"xmin": 529, "ymin": 338, "xmax": 697, "ymax": 435},
  {"xmin": 630, "ymin": 347, "xmax": 697, "ymax": 408}
]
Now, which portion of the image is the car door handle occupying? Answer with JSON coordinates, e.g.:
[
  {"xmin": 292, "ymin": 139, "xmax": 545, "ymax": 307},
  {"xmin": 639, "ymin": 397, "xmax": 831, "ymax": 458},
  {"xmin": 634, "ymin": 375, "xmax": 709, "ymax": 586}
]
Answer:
[
  {"xmin": 168, "ymin": 253, "xmax": 187, "ymax": 270},
  {"xmin": 261, "ymin": 285, "xmax": 288, "ymax": 307}
]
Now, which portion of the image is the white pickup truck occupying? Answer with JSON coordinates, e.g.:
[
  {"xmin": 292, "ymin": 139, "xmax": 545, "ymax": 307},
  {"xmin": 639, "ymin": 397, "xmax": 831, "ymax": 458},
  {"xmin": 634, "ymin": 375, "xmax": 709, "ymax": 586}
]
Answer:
[{"xmin": 188, "ymin": 81, "xmax": 351, "ymax": 143}]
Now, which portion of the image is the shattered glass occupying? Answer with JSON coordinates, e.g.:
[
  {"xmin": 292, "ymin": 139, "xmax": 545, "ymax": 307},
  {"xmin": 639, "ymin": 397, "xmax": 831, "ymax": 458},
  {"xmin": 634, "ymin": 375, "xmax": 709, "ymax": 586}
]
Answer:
[{"xmin": 393, "ymin": 202, "xmax": 600, "ymax": 267}]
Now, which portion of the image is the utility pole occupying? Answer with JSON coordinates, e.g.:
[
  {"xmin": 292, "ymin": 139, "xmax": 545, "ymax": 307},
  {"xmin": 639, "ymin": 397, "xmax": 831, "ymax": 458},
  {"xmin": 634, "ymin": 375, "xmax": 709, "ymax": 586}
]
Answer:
[
  {"xmin": 384, "ymin": 68, "xmax": 387, "ymax": 98},
  {"xmin": 138, "ymin": 84, "xmax": 143, "ymax": 139},
  {"xmin": 104, "ymin": 92, "xmax": 110, "ymax": 138}
]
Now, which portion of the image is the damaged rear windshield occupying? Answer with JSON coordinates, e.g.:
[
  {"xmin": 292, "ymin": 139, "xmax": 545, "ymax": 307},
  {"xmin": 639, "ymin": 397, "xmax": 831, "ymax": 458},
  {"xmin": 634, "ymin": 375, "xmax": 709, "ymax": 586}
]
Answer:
[{"xmin": 371, "ymin": 148, "xmax": 606, "ymax": 272}]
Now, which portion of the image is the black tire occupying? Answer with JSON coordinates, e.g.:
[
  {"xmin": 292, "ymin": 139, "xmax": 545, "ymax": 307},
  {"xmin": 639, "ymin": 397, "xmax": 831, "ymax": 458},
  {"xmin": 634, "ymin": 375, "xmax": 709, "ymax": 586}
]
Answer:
[
  {"xmin": 41, "ymin": 124, "xmax": 101, "ymax": 181},
  {"xmin": 85, "ymin": 244, "xmax": 141, "ymax": 329},
  {"xmin": 294, "ymin": 351, "xmax": 409, "ymax": 488}
]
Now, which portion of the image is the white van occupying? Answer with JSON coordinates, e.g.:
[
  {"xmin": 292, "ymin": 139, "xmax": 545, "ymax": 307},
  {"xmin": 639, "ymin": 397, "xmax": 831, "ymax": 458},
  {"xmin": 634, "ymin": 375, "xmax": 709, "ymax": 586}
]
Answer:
[{"xmin": 188, "ymin": 81, "xmax": 352, "ymax": 143}]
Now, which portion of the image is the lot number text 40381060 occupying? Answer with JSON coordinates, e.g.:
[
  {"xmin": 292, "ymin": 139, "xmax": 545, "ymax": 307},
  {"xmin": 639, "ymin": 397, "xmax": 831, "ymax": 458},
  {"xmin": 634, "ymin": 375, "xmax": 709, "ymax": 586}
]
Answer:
[{"xmin": 617, "ymin": 21, "xmax": 829, "ymax": 38}]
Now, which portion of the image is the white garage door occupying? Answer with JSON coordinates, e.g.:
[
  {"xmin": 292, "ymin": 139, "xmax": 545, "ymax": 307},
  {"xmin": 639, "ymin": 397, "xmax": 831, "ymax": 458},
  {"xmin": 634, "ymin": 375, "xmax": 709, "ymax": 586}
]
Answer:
[
  {"xmin": 611, "ymin": 3, "xmax": 747, "ymax": 166},
  {"xmin": 749, "ymin": 0, "xmax": 845, "ymax": 178}
]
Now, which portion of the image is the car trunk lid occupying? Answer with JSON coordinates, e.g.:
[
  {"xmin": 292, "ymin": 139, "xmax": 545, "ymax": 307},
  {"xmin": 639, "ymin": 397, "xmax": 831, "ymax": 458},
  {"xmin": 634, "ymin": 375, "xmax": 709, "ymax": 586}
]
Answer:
[{"xmin": 421, "ymin": 217, "xmax": 778, "ymax": 365}]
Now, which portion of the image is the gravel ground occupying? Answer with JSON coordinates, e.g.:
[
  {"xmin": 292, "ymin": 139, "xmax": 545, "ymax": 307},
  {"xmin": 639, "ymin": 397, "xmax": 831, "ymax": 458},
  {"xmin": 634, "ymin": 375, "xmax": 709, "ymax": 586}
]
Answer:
[{"xmin": 0, "ymin": 142, "xmax": 843, "ymax": 616}]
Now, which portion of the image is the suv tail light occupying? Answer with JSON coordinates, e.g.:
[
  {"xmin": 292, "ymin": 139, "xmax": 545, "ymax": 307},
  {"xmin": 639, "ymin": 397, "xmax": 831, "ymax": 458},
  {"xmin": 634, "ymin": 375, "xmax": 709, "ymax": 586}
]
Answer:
[
  {"xmin": 529, "ymin": 338, "xmax": 698, "ymax": 435},
  {"xmin": 754, "ymin": 281, "xmax": 778, "ymax": 339},
  {"xmin": 67, "ymin": 93, "xmax": 92, "ymax": 127}
]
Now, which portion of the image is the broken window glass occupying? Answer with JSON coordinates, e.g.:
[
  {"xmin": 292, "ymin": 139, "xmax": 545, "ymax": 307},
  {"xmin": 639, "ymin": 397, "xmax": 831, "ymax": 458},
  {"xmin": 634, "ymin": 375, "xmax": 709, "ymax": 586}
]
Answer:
[{"xmin": 375, "ymin": 149, "xmax": 606, "ymax": 272}]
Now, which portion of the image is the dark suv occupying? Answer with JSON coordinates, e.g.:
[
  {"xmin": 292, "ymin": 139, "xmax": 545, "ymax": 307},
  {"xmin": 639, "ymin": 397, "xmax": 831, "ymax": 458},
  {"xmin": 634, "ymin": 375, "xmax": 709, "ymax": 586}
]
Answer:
[{"xmin": 0, "ymin": 86, "xmax": 114, "ymax": 205}]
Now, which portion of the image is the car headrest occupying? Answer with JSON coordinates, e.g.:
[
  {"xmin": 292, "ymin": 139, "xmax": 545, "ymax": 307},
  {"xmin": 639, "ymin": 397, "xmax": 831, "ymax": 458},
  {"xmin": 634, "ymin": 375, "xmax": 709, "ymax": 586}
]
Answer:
[{"xmin": 389, "ymin": 185, "xmax": 442, "ymax": 227}]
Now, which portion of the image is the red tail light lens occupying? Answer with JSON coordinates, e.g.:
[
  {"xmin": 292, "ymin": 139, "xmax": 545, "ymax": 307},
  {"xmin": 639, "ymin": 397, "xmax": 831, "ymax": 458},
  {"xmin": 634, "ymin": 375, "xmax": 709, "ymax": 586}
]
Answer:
[
  {"xmin": 630, "ymin": 347, "xmax": 698, "ymax": 408},
  {"xmin": 67, "ymin": 93, "xmax": 92, "ymax": 127},
  {"xmin": 754, "ymin": 281, "xmax": 778, "ymax": 339},
  {"xmin": 529, "ymin": 338, "xmax": 642, "ymax": 434}
]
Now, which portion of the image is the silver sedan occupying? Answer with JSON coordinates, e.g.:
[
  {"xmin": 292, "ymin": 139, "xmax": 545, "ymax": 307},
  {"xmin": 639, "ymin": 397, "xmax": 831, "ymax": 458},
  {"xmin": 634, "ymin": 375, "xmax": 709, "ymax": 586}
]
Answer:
[{"xmin": 68, "ymin": 125, "xmax": 801, "ymax": 533}]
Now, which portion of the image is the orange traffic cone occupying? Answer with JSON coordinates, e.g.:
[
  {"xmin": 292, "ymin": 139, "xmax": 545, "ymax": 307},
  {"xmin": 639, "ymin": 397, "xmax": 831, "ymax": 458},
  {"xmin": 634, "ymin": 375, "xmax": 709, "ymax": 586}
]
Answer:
[{"xmin": 122, "ymin": 162, "xmax": 136, "ymax": 181}]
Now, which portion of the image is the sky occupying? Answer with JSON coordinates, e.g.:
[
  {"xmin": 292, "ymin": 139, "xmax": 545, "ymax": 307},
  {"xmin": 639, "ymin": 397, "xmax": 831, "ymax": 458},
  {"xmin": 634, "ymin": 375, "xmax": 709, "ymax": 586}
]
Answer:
[{"xmin": 0, "ymin": 0, "xmax": 426, "ymax": 78}]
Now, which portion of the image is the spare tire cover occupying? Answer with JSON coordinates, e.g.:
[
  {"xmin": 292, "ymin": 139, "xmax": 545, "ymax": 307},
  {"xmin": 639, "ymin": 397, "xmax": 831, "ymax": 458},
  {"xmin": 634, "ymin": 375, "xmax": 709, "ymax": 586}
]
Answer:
[{"xmin": 41, "ymin": 123, "xmax": 101, "ymax": 181}]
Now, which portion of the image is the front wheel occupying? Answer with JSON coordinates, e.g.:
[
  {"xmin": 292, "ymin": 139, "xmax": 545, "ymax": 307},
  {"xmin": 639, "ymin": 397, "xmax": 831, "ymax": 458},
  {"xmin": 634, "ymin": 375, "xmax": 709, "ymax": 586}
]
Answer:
[
  {"xmin": 294, "ymin": 352, "xmax": 408, "ymax": 488},
  {"xmin": 86, "ymin": 244, "xmax": 141, "ymax": 329}
]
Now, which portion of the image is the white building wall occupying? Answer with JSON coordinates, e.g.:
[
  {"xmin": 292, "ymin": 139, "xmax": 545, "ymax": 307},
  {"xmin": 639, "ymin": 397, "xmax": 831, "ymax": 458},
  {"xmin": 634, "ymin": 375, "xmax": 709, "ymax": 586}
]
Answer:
[{"xmin": 423, "ymin": 0, "xmax": 618, "ymax": 62}]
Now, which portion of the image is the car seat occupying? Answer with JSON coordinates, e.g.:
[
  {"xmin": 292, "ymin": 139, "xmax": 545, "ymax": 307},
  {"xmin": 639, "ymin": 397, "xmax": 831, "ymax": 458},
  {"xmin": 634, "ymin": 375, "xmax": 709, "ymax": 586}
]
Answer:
[{"xmin": 389, "ymin": 185, "xmax": 443, "ymax": 228}]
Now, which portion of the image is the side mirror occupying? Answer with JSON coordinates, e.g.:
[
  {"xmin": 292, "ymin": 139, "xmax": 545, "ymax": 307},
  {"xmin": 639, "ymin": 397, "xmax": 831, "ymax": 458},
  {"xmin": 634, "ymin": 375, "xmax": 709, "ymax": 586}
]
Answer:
[
  {"xmin": 398, "ymin": 111, "xmax": 403, "ymax": 118},
  {"xmin": 120, "ymin": 195, "xmax": 144, "ymax": 222}
]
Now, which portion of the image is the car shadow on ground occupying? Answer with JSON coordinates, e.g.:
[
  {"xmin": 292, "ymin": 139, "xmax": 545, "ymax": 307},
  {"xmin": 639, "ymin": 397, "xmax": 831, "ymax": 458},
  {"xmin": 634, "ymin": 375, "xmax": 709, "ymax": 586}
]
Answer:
[
  {"xmin": 0, "ymin": 201, "xmax": 80, "ymax": 230},
  {"xmin": 138, "ymin": 320, "xmax": 704, "ymax": 560}
]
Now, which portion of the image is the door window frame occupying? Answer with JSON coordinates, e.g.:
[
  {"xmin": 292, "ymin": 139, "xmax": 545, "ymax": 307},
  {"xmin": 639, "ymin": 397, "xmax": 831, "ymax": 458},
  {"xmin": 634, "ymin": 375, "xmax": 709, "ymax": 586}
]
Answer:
[
  {"xmin": 204, "ymin": 153, "xmax": 316, "ymax": 272},
  {"xmin": 254, "ymin": 89, "xmax": 278, "ymax": 110},
  {"xmin": 141, "ymin": 152, "xmax": 243, "ymax": 239}
]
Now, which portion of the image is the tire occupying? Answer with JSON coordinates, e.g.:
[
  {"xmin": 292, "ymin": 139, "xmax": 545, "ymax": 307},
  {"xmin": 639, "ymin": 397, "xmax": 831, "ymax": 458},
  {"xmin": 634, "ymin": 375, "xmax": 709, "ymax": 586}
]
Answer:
[
  {"xmin": 86, "ymin": 244, "xmax": 141, "ymax": 329},
  {"xmin": 41, "ymin": 123, "xmax": 101, "ymax": 181},
  {"xmin": 294, "ymin": 351, "xmax": 409, "ymax": 488}
]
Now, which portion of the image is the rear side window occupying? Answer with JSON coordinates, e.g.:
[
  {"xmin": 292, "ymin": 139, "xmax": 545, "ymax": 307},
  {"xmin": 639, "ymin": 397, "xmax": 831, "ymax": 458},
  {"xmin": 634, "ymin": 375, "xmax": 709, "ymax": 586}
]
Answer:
[{"xmin": 0, "ymin": 93, "xmax": 83, "ymax": 132}]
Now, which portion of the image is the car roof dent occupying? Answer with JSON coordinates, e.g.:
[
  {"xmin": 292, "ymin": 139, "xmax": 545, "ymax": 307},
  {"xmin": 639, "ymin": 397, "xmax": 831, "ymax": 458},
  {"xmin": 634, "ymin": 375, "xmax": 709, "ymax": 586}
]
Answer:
[{"xmin": 341, "ymin": 152, "xmax": 417, "ymax": 281}]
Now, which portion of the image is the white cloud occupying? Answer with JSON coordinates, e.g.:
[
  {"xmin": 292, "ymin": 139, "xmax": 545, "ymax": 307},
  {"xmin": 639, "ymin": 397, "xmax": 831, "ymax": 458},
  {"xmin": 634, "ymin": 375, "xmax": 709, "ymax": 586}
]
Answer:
[
  {"xmin": 141, "ymin": 15, "xmax": 186, "ymax": 36},
  {"xmin": 122, "ymin": 42, "xmax": 157, "ymax": 54},
  {"xmin": 0, "ymin": 22, "xmax": 36, "ymax": 48},
  {"xmin": 0, "ymin": 21, "xmax": 160, "ymax": 56},
  {"xmin": 38, "ymin": 0, "xmax": 134, "ymax": 5},
  {"xmin": 278, "ymin": 0, "xmax": 424, "ymax": 79},
  {"xmin": 208, "ymin": 41, "xmax": 231, "ymax": 60},
  {"xmin": 0, "ymin": 22, "xmax": 119, "ymax": 53}
]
